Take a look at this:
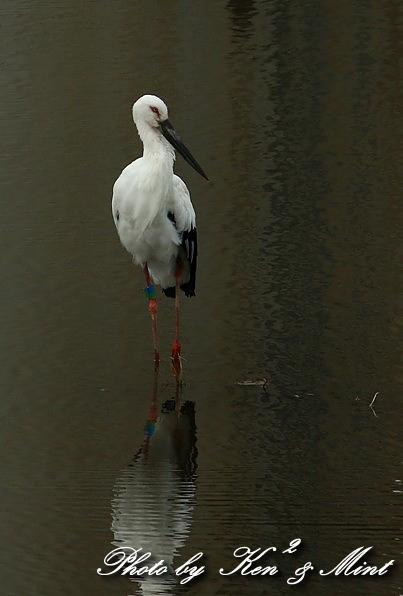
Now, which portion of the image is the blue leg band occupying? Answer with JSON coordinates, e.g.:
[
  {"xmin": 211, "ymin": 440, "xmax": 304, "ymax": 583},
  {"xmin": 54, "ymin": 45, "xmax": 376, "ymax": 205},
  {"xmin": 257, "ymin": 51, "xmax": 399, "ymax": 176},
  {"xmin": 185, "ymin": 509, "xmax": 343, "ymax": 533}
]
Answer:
[{"xmin": 144, "ymin": 285, "xmax": 156, "ymax": 300}]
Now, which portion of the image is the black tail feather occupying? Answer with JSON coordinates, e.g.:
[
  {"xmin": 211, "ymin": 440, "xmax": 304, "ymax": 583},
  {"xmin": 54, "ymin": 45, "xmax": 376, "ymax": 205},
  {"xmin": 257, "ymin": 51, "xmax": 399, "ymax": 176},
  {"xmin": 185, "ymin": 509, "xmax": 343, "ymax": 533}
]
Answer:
[
  {"xmin": 162, "ymin": 225, "xmax": 197, "ymax": 299},
  {"xmin": 162, "ymin": 286, "xmax": 176, "ymax": 298}
]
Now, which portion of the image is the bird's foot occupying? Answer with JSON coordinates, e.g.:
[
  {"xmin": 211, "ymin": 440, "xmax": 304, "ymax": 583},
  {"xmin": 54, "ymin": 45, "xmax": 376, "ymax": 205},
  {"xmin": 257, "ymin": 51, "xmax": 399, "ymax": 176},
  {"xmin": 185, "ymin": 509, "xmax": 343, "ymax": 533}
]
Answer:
[
  {"xmin": 171, "ymin": 342, "xmax": 182, "ymax": 377},
  {"xmin": 171, "ymin": 341, "xmax": 181, "ymax": 360}
]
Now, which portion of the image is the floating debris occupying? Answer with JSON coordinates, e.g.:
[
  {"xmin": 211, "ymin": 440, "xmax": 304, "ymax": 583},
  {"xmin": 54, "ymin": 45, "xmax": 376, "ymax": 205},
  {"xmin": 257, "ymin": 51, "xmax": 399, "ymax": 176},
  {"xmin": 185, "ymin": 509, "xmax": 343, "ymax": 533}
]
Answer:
[{"xmin": 236, "ymin": 378, "xmax": 268, "ymax": 390}]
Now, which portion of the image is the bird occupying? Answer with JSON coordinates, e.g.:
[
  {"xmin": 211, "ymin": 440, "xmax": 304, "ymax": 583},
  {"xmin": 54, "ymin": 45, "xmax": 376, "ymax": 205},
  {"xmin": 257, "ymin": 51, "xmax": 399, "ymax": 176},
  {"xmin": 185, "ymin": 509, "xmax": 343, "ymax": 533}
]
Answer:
[{"xmin": 112, "ymin": 94, "xmax": 208, "ymax": 367}]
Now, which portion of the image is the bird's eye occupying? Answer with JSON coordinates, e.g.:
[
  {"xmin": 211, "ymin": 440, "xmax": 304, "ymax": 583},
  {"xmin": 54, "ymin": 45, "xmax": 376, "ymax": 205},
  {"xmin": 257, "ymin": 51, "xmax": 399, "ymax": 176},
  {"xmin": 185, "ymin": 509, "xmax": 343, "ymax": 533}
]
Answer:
[{"xmin": 150, "ymin": 106, "xmax": 160, "ymax": 116}]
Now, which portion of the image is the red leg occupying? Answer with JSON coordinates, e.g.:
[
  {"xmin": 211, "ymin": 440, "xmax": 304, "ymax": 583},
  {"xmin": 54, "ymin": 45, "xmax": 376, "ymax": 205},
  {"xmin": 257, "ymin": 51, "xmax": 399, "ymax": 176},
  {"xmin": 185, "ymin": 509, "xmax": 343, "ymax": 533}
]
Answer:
[
  {"xmin": 143, "ymin": 264, "xmax": 159, "ymax": 363},
  {"xmin": 171, "ymin": 266, "xmax": 181, "ymax": 373}
]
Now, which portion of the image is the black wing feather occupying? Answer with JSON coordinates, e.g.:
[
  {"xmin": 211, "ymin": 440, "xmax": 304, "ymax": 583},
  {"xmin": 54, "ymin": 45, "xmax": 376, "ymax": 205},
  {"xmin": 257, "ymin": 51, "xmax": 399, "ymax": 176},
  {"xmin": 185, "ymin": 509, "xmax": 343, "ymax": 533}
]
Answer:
[{"xmin": 163, "ymin": 211, "xmax": 197, "ymax": 298}]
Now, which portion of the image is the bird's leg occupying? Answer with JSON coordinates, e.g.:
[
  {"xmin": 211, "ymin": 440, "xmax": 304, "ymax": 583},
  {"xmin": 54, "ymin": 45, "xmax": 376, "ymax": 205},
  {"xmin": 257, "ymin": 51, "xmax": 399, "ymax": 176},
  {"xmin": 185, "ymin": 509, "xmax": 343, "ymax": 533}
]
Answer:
[
  {"xmin": 143, "ymin": 264, "xmax": 159, "ymax": 363},
  {"xmin": 171, "ymin": 265, "xmax": 182, "ymax": 374}
]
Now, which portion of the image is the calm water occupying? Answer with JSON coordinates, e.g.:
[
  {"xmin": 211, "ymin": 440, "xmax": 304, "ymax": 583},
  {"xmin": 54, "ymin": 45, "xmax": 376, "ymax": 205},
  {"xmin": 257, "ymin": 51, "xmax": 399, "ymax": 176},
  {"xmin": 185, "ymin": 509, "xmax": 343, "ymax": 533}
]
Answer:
[{"xmin": 1, "ymin": 1, "xmax": 402, "ymax": 595}]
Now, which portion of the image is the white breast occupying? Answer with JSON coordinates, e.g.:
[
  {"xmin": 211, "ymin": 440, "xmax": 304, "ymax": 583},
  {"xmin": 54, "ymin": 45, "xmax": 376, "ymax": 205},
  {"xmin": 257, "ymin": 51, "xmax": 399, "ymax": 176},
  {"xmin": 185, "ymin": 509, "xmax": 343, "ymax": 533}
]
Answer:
[{"xmin": 112, "ymin": 157, "xmax": 182, "ymax": 286}]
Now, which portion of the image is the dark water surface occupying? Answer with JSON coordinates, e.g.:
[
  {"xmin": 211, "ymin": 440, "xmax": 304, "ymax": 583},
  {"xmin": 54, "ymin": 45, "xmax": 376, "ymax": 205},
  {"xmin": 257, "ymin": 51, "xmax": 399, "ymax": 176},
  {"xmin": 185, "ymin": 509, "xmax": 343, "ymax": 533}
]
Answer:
[{"xmin": 1, "ymin": 1, "xmax": 402, "ymax": 595}]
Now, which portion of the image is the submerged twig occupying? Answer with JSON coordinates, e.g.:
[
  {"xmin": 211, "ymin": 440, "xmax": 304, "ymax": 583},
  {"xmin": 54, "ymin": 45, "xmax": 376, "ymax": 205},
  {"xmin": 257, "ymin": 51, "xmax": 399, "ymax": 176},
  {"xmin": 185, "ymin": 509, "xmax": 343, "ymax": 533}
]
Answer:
[
  {"xmin": 369, "ymin": 391, "xmax": 380, "ymax": 408},
  {"xmin": 369, "ymin": 391, "xmax": 380, "ymax": 417}
]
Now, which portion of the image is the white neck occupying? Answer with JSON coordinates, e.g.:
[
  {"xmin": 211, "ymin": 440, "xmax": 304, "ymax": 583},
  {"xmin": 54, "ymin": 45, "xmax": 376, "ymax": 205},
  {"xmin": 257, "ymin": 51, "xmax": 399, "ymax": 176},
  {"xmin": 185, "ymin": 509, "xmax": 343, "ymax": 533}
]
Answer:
[{"xmin": 136, "ymin": 121, "xmax": 175, "ymax": 164}]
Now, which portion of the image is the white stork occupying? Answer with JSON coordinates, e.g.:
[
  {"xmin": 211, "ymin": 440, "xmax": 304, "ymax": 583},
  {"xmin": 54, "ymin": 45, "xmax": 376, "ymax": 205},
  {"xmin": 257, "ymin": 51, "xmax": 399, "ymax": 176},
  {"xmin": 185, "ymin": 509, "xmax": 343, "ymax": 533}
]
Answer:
[{"xmin": 112, "ymin": 95, "xmax": 208, "ymax": 366}]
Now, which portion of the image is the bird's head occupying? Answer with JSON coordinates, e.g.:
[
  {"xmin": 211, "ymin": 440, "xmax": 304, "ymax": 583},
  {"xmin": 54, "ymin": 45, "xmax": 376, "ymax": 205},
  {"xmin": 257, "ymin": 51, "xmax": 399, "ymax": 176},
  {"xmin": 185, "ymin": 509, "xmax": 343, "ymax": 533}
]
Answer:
[
  {"xmin": 132, "ymin": 94, "xmax": 168, "ymax": 128},
  {"xmin": 132, "ymin": 94, "xmax": 209, "ymax": 180}
]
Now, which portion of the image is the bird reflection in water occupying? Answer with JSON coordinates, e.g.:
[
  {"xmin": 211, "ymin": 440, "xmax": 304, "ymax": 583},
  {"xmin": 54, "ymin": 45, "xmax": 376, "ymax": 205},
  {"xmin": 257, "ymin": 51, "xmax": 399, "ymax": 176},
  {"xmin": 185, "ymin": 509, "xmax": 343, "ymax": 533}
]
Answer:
[{"xmin": 111, "ymin": 368, "xmax": 197, "ymax": 595}]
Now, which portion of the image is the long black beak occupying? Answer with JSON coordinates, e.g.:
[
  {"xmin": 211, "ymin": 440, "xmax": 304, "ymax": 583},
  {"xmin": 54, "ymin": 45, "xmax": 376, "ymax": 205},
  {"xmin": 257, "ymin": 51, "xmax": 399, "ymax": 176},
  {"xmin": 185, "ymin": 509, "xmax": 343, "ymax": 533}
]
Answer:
[{"xmin": 160, "ymin": 119, "xmax": 209, "ymax": 180}]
